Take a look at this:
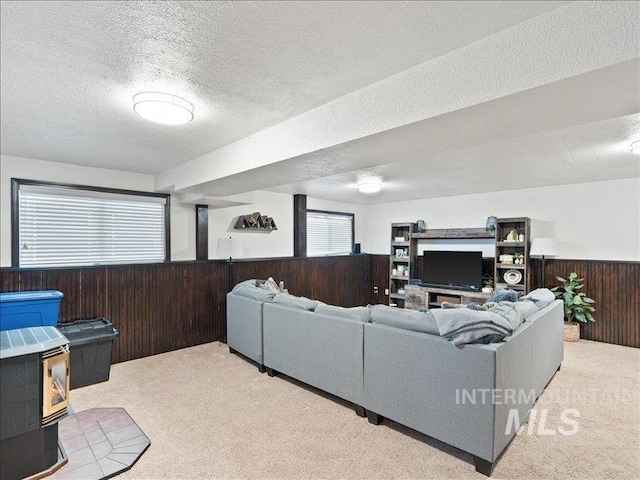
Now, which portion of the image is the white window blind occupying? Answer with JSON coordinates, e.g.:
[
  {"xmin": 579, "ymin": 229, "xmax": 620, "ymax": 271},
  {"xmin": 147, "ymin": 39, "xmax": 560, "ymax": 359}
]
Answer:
[
  {"xmin": 18, "ymin": 184, "xmax": 167, "ymax": 267},
  {"xmin": 307, "ymin": 210, "xmax": 353, "ymax": 257}
]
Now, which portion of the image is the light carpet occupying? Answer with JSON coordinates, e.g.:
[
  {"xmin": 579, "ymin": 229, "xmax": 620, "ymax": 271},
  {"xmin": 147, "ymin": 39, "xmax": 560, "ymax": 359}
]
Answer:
[{"xmin": 70, "ymin": 340, "xmax": 640, "ymax": 479}]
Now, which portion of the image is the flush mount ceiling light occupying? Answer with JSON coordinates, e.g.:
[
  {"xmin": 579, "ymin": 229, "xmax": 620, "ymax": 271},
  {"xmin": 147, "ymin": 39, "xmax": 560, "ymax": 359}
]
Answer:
[
  {"xmin": 132, "ymin": 92, "xmax": 194, "ymax": 125},
  {"xmin": 631, "ymin": 140, "xmax": 640, "ymax": 155},
  {"xmin": 357, "ymin": 180, "xmax": 382, "ymax": 193}
]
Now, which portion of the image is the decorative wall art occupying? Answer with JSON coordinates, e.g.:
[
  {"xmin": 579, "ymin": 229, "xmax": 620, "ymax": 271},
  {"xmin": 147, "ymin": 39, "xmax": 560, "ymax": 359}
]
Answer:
[{"xmin": 234, "ymin": 212, "xmax": 278, "ymax": 231}]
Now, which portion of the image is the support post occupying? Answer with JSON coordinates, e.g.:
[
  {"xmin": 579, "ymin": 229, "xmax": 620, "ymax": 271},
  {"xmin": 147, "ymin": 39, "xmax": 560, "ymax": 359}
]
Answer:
[
  {"xmin": 195, "ymin": 204, "xmax": 208, "ymax": 261},
  {"xmin": 293, "ymin": 194, "xmax": 307, "ymax": 257}
]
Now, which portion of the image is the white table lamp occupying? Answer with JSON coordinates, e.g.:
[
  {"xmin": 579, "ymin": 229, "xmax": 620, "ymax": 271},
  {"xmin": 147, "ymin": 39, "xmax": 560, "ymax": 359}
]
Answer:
[{"xmin": 217, "ymin": 237, "xmax": 243, "ymax": 260}]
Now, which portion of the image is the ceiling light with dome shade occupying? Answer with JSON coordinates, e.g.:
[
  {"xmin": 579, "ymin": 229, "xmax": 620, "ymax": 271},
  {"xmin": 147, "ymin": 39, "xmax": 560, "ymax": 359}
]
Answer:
[
  {"xmin": 631, "ymin": 140, "xmax": 640, "ymax": 155},
  {"xmin": 357, "ymin": 180, "xmax": 382, "ymax": 194},
  {"xmin": 133, "ymin": 92, "xmax": 194, "ymax": 125}
]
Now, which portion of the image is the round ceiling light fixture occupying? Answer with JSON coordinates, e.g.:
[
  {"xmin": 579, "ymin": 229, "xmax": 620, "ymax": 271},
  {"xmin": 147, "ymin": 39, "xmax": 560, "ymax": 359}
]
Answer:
[
  {"xmin": 132, "ymin": 92, "xmax": 194, "ymax": 125},
  {"xmin": 357, "ymin": 180, "xmax": 382, "ymax": 194},
  {"xmin": 631, "ymin": 140, "xmax": 640, "ymax": 155}
]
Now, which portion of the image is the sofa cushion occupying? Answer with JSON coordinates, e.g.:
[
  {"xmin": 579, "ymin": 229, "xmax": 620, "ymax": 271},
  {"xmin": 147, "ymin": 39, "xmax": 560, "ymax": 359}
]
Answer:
[
  {"xmin": 371, "ymin": 305, "xmax": 439, "ymax": 335},
  {"xmin": 315, "ymin": 303, "xmax": 372, "ymax": 323},
  {"xmin": 273, "ymin": 293, "xmax": 319, "ymax": 311},
  {"xmin": 232, "ymin": 279, "xmax": 258, "ymax": 291},
  {"xmin": 520, "ymin": 288, "xmax": 555, "ymax": 309},
  {"xmin": 231, "ymin": 284, "xmax": 276, "ymax": 303}
]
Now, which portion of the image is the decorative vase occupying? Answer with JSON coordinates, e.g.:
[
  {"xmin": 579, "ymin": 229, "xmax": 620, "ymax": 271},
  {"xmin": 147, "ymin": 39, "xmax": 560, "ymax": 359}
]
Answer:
[
  {"xmin": 563, "ymin": 323, "xmax": 580, "ymax": 342},
  {"xmin": 416, "ymin": 219, "xmax": 427, "ymax": 232},
  {"xmin": 485, "ymin": 216, "xmax": 497, "ymax": 231}
]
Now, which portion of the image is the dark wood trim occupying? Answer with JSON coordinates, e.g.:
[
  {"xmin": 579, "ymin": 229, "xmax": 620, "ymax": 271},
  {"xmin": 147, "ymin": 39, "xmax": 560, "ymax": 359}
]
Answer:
[
  {"xmin": 195, "ymin": 204, "xmax": 208, "ymax": 261},
  {"xmin": 293, "ymin": 194, "xmax": 307, "ymax": 257},
  {"xmin": 10, "ymin": 179, "xmax": 19, "ymax": 267},
  {"xmin": 11, "ymin": 178, "xmax": 169, "ymax": 199},
  {"xmin": 10, "ymin": 178, "xmax": 171, "ymax": 265},
  {"xmin": 164, "ymin": 194, "xmax": 171, "ymax": 262},
  {"xmin": 411, "ymin": 228, "xmax": 494, "ymax": 239}
]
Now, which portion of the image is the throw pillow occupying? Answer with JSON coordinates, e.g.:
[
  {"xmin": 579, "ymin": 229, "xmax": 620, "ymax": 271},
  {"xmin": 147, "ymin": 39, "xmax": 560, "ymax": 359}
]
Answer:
[
  {"xmin": 260, "ymin": 277, "xmax": 281, "ymax": 294},
  {"xmin": 519, "ymin": 288, "xmax": 555, "ymax": 309},
  {"xmin": 231, "ymin": 284, "xmax": 276, "ymax": 302}
]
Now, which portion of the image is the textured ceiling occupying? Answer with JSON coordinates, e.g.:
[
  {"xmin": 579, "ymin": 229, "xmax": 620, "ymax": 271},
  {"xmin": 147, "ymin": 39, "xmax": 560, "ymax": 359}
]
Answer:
[{"xmin": 1, "ymin": 1, "xmax": 639, "ymax": 205}]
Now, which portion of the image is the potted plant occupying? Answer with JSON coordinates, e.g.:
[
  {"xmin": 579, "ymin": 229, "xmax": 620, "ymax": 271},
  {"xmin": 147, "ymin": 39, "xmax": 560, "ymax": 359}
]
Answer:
[
  {"xmin": 481, "ymin": 275, "xmax": 494, "ymax": 293},
  {"xmin": 550, "ymin": 272, "xmax": 596, "ymax": 342}
]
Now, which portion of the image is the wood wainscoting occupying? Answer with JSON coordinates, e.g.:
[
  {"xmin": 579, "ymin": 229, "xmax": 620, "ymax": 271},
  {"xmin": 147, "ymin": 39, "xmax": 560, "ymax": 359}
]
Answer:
[
  {"xmin": 1, "ymin": 262, "xmax": 227, "ymax": 364},
  {"xmin": 0, "ymin": 255, "xmax": 371, "ymax": 364},
  {"xmin": 370, "ymin": 254, "xmax": 639, "ymax": 348},
  {"xmin": 1, "ymin": 255, "xmax": 636, "ymax": 364},
  {"xmin": 531, "ymin": 259, "xmax": 639, "ymax": 348}
]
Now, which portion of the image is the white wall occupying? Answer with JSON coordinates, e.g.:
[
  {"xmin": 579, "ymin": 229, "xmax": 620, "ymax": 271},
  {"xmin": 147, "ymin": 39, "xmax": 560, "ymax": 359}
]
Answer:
[
  {"xmin": 0, "ymin": 154, "xmax": 195, "ymax": 266},
  {"xmin": 361, "ymin": 178, "xmax": 640, "ymax": 261},
  {"xmin": 3, "ymin": 155, "xmax": 636, "ymax": 264},
  {"xmin": 209, "ymin": 191, "xmax": 293, "ymax": 259},
  {"xmin": 208, "ymin": 193, "xmax": 365, "ymax": 259}
]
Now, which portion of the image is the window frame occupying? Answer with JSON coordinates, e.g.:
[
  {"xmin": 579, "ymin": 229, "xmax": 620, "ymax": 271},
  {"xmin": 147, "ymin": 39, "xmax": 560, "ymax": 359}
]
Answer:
[
  {"xmin": 306, "ymin": 208, "xmax": 355, "ymax": 257},
  {"xmin": 11, "ymin": 178, "xmax": 171, "ymax": 268}
]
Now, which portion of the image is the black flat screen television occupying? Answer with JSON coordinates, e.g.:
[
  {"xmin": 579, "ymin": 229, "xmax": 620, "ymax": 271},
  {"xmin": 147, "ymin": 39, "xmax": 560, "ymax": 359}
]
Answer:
[{"xmin": 421, "ymin": 250, "xmax": 483, "ymax": 291}]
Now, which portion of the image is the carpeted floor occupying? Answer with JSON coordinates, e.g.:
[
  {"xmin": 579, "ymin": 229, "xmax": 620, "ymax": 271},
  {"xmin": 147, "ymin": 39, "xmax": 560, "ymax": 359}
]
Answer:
[{"xmin": 70, "ymin": 340, "xmax": 640, "ymax": 479}]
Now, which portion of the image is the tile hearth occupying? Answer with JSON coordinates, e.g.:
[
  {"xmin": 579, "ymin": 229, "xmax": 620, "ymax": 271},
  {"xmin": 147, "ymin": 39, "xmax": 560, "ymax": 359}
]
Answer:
[{"xmin": 52, "ymin": 407, "xmax": 150, "ymax": 480}]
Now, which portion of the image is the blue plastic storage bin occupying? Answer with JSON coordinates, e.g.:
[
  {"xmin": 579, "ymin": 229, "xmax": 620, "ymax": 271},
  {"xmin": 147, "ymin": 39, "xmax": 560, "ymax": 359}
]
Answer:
[{"xmin": 0, "ymin": 291, "xmax": 64, "ymax": 331}]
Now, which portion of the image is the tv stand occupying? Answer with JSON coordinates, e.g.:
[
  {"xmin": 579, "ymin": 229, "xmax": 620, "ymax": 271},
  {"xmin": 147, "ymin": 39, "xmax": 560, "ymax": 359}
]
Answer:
[{"xmin": 405, "ymin": 285, "xmax": 491, "ymax": 311}]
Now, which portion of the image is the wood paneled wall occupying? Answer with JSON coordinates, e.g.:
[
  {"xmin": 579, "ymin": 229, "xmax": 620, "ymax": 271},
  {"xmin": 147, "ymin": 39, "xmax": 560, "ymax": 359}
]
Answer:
[
  {"xmin": 1, "ymin": 263, "xmax": 227, "ymax": 364},
  {"xmin": 1, "ymin": 255, "xmax": 637, "ymax": 366},
  {"xmin": 233, "ymin": 254, "xmax": 370, "ymax": 307},
  {"xmin": 531, "ymin": 259, "xmax": 639, "ymax": 348},
  {"xmin": 0, "ymin": 255, "xmax": 372, "ymax": 364}
]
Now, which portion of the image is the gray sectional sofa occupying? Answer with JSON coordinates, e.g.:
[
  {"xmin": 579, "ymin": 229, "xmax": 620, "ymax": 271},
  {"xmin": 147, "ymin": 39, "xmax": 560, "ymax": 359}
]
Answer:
[{"xmin": 226, "ymin": 282, "xmax": 563, "ymax": 476}]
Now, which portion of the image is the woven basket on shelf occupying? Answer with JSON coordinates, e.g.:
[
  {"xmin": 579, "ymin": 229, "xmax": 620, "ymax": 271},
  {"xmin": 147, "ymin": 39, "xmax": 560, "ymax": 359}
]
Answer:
[{"xmin": 563, "ymin": 323, "xmax": 580, "ymax": 342}]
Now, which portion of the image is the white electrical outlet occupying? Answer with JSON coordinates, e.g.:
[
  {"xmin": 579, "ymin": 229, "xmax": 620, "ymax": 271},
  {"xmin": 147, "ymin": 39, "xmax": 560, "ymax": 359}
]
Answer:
[{"xmin": 384, "ymin": 288, "xmax": 389, "ymax": 295}]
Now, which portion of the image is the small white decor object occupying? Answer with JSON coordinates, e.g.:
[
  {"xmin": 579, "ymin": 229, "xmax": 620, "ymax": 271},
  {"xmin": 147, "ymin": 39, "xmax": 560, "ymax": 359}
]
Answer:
[
  {"xmin": 398, "ymin": 289, "xmax": 405, "ymax": 295},
  {"xmin": 503, "ymin": 269, "xmax": 523, "ymax": 285},
  {"xmin": 394, "ymin": 236, "xmax": 405, "ymax": 242}
]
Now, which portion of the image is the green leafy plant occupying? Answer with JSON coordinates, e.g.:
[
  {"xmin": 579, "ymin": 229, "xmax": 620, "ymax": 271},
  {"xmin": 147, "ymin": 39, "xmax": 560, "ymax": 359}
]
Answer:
[{"xmin": 551, "ymin": 272, "xmax": 596, "ymax": 324}]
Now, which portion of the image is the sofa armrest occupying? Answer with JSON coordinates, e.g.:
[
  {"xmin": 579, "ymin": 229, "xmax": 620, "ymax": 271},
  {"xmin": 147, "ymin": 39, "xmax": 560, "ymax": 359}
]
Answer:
[
  {"xmin": 492, "ymin": 300, "xmax": 563, "ymax": 458},
  {"xmin": 226, "ymin": 292, "xmax": 264, "ymax": 365},
  {"xmin": 364, "ymin": 323, "xmax": 497, "ymax": 461}
]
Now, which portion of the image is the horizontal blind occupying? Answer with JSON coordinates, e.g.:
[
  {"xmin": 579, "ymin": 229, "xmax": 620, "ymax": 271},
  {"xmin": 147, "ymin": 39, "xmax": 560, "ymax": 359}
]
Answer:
[
  {"xmin": 19, "ymin": 186, "xmax": 166, "ymax": 267},
  {"xmin": 307, "ymin": 211, "xmax": 353, "ymax": 257}
]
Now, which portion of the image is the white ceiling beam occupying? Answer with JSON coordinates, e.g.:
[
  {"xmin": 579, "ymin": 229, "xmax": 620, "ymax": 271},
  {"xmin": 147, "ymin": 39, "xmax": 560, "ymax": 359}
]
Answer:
[{"xmin": 155, "ymin": 1, "xmax": 639, "ymax": 194}]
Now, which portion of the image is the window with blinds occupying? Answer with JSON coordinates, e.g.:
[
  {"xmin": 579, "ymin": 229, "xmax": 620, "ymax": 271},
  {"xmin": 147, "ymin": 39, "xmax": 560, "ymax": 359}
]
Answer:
[
  {"xmin": 14, "ymin": 180, "xmax": 169, "ymax": 267},
  {"xmin": 307, "ymin": 210, "xmax": 354, "ymax": 257}
]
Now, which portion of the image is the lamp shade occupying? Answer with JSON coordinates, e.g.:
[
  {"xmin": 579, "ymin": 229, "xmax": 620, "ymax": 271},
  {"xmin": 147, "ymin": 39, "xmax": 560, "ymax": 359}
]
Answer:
[
  {"xmin": 530, "ymin": 238, "xmax": 559, "ymax": 257},
  {"xmin": 216, "ymin": 237, "xmax": 243, "ymax": 259}
]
